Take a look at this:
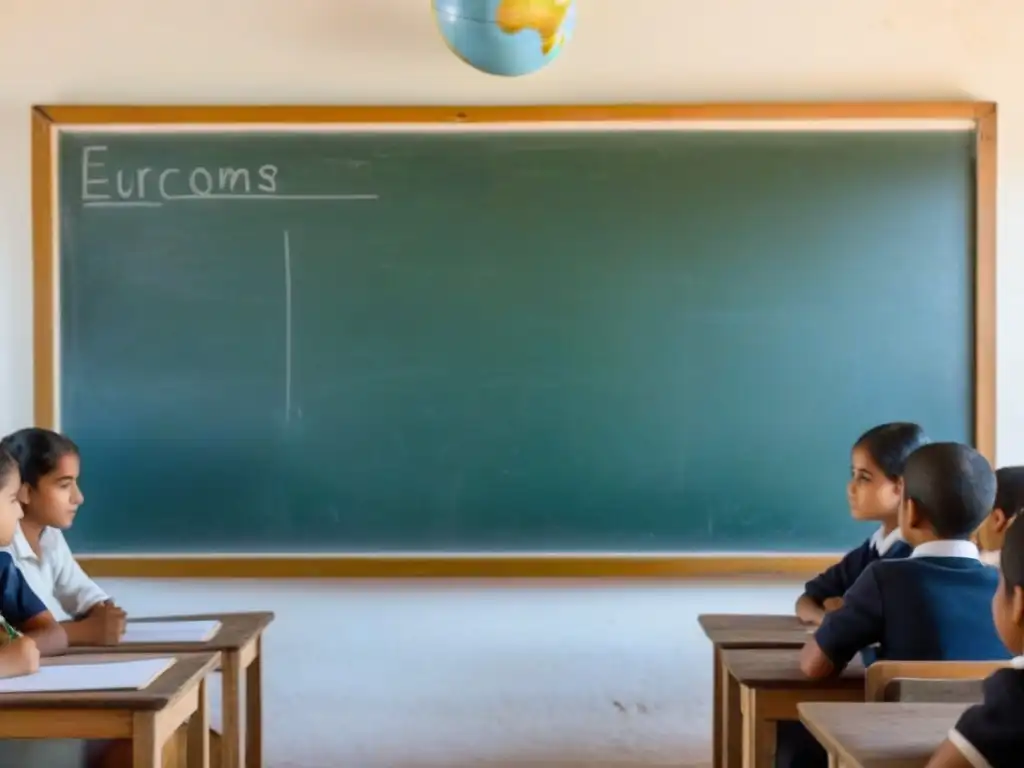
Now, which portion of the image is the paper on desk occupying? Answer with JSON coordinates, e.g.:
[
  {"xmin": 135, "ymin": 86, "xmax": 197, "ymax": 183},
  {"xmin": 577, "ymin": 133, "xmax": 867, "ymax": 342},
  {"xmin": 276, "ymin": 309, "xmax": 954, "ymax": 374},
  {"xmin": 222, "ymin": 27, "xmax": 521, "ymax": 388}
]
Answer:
[
  {"xmin": 0, "ymin": 657, "xmax": 173, "ymax": 693},
  {"xmin": 122, "ymin": 620, "xmax": 221, "ymax": 644}
]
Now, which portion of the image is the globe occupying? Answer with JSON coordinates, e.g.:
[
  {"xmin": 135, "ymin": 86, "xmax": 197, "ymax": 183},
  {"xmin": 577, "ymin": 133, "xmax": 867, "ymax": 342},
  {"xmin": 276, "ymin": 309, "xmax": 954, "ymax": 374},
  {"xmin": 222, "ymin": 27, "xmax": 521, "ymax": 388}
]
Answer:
[{"xmin": 433, "ymin": 0, "xmax": 576, "ymax": 77}]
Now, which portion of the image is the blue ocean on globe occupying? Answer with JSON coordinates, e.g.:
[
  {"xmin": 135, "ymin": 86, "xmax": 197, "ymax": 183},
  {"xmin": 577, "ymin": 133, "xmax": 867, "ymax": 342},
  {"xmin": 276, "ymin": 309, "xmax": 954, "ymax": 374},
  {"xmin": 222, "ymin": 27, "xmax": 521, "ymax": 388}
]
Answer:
[{"xmin": 433, "ymin": 0, "xmax": 576, "ymax": 77}]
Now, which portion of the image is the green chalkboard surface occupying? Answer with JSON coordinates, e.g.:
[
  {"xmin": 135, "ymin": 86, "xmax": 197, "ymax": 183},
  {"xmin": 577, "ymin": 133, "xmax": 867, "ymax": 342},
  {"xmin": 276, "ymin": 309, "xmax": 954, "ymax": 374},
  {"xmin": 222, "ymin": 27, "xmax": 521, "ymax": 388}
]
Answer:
[{"xmin": 56, "ymin": 128, "xmax": 975, "ymax": 553}]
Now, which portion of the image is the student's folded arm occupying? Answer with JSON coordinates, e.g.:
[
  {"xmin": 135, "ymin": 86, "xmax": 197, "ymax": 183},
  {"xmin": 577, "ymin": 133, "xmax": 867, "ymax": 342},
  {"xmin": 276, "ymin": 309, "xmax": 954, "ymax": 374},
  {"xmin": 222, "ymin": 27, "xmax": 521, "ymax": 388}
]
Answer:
[
  {"xmin": 60, "ymin": 616, "xmax": 96, "ymax": 647},
  {"xmin": 19, "ymin": 611, "xmax": 68, "ymax": 655},
  {"xmin": 798, "ymin": 547, "xmax": 861, "ymax": 618},
  {"xmin": 794, "ymin": 594, "xmax": 825, "ymax": 625},
  {"xmin": 798, "ymin": 636, "xmax": 835, "ymax": 678},
  {"xmin": 51, "ymin": 530, "xmax": 110, "ymax": 619},
  {"xmin": 0, "ymin": 555, "xmax": 68, "ymax": 655},
  {"xmin": 799, "ymin": 565, "xmax": 884, "ymax": 679}
]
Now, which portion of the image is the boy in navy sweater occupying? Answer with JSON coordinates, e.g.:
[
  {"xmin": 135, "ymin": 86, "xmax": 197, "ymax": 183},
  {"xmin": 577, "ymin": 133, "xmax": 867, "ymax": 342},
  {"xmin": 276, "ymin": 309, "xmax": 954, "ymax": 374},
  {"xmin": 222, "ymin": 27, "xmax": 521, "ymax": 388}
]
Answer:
[
  {"xmin": 802, "ymin": 442, "xmax": 1008, "ymax": 671},
  {"xmin": 778, "ymin": 443, "xmax": 1008, "ymax": 768},
  {"xmin": 795, "ymin": 422, "xmax": 927, "ymax": 626},
  {"xmin": 926, "ymin": 508, "xmax": 1024, "ymax": 768}
]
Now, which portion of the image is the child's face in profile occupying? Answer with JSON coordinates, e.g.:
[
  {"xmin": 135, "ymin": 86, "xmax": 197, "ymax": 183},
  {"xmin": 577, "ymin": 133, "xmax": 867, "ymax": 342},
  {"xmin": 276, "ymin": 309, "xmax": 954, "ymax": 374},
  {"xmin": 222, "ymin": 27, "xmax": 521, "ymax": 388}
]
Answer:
[
  {"xmin": 992, "ymin": 571, "xmax": 1024, "ymax": 655},
  {"xmin": 0, "ymin": 470, "xmax": 24, "ymax": 547},
  {"xmin": 847, "ymin": 446, "xmax": 901, "ymax": 524},
  {"xmin": 17, "ymin": 453, "xmax": 84, "ymax": 530}
]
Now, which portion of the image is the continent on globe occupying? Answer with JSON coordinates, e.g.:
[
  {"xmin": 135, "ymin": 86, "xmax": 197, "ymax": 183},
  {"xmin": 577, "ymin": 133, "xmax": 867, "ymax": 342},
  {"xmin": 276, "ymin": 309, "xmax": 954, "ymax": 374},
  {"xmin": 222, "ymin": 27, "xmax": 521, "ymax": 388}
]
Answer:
[
  {"xmin": 432, "ymin": 0, "xmax": 576, "ymax": 76},
  {"xmin": 496, "ymin": 0, "xmax": 571, "ymax": 55}
]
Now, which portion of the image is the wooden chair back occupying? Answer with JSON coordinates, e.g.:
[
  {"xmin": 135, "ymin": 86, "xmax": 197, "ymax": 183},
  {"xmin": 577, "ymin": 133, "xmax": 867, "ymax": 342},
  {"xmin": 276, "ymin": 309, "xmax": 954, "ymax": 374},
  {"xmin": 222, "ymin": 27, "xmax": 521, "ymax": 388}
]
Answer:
[{"xmin": 865, "ymin": 660, "xmax": 1010, "ymax": 703}]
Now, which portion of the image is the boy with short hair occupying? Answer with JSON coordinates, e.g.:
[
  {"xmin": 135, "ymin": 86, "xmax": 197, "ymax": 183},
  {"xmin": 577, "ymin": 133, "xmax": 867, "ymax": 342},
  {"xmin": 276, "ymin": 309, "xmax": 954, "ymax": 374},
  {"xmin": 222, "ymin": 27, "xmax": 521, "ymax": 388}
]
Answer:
[
  {"xmin": 778, "ymin": 444, "xmax": 1010, "ymax": 768},
  {"xmin": 976, "ymin": 466, "xmax": 1024, "ymax": 566},
  {"xmin": 802, "ymin": 442, "xmax": 1009, "ymax": 674},
  {"xmin": 926, "ymin": 495, "xmax": 1024, "ymax": 767}
]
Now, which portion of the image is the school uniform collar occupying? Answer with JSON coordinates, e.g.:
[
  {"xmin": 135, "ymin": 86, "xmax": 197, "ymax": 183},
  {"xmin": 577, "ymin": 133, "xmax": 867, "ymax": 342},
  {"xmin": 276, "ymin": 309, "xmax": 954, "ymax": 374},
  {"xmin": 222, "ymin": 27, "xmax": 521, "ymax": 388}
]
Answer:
[
  {"xmin": 910, "ymin": 539, "xmax": 980, "ymax": 560},
  {"xmin": 870, "ymin": 526, "xmax": 905, "ymax": 556},
  {"xmin": 10, "ymin": 525, "xmax": 53, "ymax": 562},
  {"xmin": 980, "ymin": 549, "xmax": 1001, "ymax": 567}
]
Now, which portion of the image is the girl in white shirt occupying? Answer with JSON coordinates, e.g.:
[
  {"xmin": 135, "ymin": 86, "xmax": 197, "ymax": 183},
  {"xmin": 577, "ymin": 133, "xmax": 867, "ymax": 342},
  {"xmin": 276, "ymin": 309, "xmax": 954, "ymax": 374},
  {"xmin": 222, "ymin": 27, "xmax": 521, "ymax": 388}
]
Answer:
[
  {"xmin": 0, "ymin": 428, "xmax": 135, "ymax": 768},
  {"xmin": 0, "ymin": 428, "xmax": 126, "ymax": 645}
]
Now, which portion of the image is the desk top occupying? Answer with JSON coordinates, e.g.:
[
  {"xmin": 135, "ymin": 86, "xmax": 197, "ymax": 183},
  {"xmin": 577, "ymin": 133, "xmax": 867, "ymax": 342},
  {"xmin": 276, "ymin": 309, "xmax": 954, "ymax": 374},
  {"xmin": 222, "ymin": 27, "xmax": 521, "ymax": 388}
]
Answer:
[
  {"xmin": 0, "ymin": 651, "xmax": 219, "ymax": 710},
  {"xmin": 799, "ymin": 701, "xmax": 966, "ymax": 768},
  {"xmin": 698, "ymin": 613, "xmax": 813, "ymax": 648},
  {"xmin": 722, "ymin": 647, "xmax": 865, "ymax": 690},
  {"xmin": 67, "ymin": 610, "xmax": 274, "ymax": 654}
]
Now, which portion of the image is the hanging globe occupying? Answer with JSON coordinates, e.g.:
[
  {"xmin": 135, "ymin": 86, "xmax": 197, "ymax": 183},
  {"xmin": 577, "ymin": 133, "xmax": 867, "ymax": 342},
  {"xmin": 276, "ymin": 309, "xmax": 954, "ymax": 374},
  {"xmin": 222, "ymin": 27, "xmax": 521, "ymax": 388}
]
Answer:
[{"xmin": 433, "ymin": 0, "xmax": 577, "ymax": 77}]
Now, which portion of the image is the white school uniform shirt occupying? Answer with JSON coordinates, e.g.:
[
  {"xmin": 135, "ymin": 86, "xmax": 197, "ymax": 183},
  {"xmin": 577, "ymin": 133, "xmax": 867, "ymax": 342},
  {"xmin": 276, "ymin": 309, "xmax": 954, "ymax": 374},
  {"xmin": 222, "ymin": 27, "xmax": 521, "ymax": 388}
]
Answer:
[
  {"xmin": 909, "ymin": 539, "xmax": 982, "ymax": 560},
  {"xmin": 869, "ymin": 525, "xmax": 906, "ymax": 556},
  {"xmin": 2, "ymin": 524, "xmax": 109, "ymax": 620},
  {"xmin": 980, "ymin": 549, "xmax": 1001, "ymax": 567}
]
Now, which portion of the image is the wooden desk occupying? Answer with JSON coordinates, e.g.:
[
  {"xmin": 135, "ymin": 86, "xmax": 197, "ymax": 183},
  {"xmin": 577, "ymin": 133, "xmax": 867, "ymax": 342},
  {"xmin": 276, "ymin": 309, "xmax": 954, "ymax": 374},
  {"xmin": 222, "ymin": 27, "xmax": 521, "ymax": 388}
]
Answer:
[
  {"xmin": 722, "ymin": 648, "xmax": 865, "ymax": 768},
  {"xmin": 68, "ymin": 611, "xmax": 274, "ymax": 768},
  {"xmin": 799, "ymin": 702, "xmax": 966, "ymax": 767},
  {"xmin": 698, "ymin": 614, "xmax": 813, "ymax": 768},
  {"xmin": 0, "ymin": 651, "xmax": 218, "ymax": 768}
]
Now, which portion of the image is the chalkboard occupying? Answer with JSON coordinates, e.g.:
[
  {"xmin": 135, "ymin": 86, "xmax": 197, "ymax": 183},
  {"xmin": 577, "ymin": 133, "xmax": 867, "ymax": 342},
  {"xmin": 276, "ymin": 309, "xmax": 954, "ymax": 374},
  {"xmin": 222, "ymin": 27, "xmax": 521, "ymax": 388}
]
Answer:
[{"xmin": 53, "ymin": 126, "xmax": 976, "ymax": 553}]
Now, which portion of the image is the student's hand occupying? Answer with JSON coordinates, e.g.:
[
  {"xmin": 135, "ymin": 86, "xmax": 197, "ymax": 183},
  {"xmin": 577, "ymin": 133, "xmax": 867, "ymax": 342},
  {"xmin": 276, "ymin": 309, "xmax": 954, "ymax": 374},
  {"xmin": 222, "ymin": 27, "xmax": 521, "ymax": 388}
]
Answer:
[
  {"xmin": 0, "ymin": 635, "xmax": 40, "ymax": 678},
  {"xmin": 80, "ymin": 602, "xmax": 127, "ymax": 646},
  {"xmin": 822, "ymin": 597, "xmax": 844, "ymax": 613},
  {"xmin": 795, "ymin": 595, "xmax": 826, "ymax": 626}
]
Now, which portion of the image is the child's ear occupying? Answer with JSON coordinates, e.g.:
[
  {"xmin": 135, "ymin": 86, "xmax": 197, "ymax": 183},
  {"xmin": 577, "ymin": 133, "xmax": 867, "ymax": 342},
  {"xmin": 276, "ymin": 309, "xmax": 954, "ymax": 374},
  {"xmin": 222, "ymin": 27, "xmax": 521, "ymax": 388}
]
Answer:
[
  {"xmin": 1012, "ymin": 585, "xmax": 1024, "ymax": 626},
  {"xmin": 15, "ymin": 484, "xmax": 29, "ymax": 506},
  {"xmin": 992, "ymin": 508, "xmax": 1009, "ymax": 533},
  {"xmin": 904, "ymin": 498, "xmax": 923, "ymax": 530}
]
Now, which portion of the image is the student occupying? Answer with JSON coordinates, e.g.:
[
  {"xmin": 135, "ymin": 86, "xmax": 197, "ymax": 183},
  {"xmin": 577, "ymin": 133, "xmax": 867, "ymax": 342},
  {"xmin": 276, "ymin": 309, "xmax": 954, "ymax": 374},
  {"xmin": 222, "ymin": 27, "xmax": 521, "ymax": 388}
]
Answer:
[
  {"xmin": 0, "ymin": 446, "xmax": 67, "ymax": 670},
  {"xmin": 795, "ymin": 422, "xmax": 928, "ymax": 625},
  {"xmin": 778, "ymin": 443, "xmax": 1010, "ymax": 768},
  {"xmin": 926, "ymin": 508, "xmax": 1024, "ymax": 767},
  {"xmin": 0, "ymin": 448, "xmax": 85, "ymax": 767},
  {"xmin": 975, "ymin": 466, "xmax": 1024, "ymax": 567},
  {"xmin": 0, "ymin": 428, "xmax": 125, "ymax": 646}
]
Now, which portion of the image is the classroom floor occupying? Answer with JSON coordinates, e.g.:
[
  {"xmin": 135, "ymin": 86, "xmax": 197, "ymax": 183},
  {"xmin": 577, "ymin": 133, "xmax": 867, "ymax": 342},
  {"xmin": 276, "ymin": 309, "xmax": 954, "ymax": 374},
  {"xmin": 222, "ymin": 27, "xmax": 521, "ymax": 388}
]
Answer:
[{"xmin": 103, "ymin": 577, "xmax": 802, "ymax": 768}]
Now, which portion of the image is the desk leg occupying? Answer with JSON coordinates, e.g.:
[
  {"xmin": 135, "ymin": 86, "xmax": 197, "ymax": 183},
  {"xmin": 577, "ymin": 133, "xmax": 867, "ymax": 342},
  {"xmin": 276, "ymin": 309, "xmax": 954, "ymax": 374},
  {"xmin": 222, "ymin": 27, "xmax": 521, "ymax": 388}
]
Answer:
[
  {"xmin": 722, "ymin": 664, "xmax": 743, "ymax": 768},
  {"xmin": 712, "ymin": 645, "xmax": 722, "ymax": 768},
  {"xmin": 222, "ymin": 651, "xmax": 243, "ymax": 768},
  {"xmin": 740, "ymin": 687, "xmax": 776, "ymax": 768},
  {"xmin": 188, "ymin": 678, "xmax": 211, "ymax": 768},
  {"xmin": 133, "ymin": 712, "xmax": 162, "ymax": 768},
  {"xmin": 246, "ymin": 637, "xmax": 263, "ymax": 768}
]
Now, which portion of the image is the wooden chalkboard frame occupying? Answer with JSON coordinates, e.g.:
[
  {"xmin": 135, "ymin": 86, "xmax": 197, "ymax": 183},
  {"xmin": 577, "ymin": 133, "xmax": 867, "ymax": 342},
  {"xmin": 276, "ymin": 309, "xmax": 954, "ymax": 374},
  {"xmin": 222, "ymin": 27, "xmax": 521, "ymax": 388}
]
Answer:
[{"xmin": 31, "ymin": 102, "xmax": 997, "ymax": 579}]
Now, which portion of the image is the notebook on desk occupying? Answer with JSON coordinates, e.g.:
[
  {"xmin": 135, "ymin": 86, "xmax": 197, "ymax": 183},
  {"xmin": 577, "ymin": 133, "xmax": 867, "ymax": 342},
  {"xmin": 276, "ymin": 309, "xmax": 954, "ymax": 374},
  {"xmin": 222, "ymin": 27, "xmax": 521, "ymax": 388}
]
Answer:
[
  {"xmin": 122, "ymin": 620, "xmax": 222, "ymax": 644},
  {"xmin": 0, "ymin": 657, "xmax": 173, "ymax": 693}
]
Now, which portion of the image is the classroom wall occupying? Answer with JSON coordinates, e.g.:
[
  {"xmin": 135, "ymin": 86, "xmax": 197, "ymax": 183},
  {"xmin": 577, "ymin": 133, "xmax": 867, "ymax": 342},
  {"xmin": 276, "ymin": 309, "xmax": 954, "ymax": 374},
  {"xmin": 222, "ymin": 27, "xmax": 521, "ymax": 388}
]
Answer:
[{"xmin": 1, "ymin": 0, "xmax": 1023, "ymax": 462}]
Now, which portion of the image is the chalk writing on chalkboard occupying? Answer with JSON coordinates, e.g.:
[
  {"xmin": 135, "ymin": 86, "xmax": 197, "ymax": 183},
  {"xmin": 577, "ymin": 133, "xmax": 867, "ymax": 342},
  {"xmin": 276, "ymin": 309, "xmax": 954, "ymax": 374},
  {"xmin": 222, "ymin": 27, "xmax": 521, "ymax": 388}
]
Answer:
[{"xmin": 79, "ymin": 145, "xmax": 378, "ymax": 208}]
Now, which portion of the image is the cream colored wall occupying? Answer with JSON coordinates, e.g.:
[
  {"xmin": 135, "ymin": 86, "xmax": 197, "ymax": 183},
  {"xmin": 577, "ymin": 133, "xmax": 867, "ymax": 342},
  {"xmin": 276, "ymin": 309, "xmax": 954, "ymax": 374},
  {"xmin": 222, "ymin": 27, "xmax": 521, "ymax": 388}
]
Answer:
[{"xmin": 2, "ymin": 0, "xmax": 1023, "ymax": 460}]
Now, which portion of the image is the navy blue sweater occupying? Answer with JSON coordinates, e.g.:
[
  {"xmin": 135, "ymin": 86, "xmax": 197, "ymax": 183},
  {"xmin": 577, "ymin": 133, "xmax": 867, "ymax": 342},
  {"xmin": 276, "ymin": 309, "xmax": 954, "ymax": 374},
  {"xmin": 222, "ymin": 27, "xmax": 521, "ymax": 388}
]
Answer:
[
  {"xmin": 815, "ymin": 555, "xmax": 1009, "ymax": 668},
  {"xmin": 803, "ymin": 534, "xmax": 912, "ymax": 604},
  {"xmin": 951, "ymin": 663, "xmax": 1024, "ymax": 768}
]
